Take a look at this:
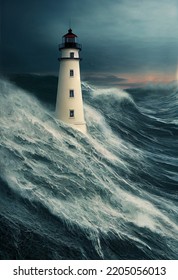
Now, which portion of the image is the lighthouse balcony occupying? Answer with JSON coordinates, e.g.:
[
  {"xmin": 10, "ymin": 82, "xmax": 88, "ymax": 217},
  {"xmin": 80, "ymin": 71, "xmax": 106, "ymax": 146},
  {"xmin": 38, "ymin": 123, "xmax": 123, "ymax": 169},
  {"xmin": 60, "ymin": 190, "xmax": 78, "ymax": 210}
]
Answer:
[{"xmin": 59, "ymin": 42, "xmax": 82, "ymax": 50}]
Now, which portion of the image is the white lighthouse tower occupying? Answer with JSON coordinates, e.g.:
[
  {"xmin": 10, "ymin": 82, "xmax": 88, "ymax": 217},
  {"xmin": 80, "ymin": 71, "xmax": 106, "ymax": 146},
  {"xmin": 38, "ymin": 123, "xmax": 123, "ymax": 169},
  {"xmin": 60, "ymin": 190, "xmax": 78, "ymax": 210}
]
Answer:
[{"xmin": 55, "ymin": 28, "xmax": 86, "ymax": 134}]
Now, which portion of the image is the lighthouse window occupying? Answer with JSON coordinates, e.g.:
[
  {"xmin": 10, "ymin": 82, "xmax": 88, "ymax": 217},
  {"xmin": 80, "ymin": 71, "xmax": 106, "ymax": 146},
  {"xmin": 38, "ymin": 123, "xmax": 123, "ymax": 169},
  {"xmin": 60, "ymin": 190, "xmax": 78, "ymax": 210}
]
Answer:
[
  {"xmin": 69, "ymin": 110, "xmax": 74, "ymax": 118},
  {"xmin": 70, "ymin": 69, "xmax": 74, "ymax": 77},
  {"xmin": 70, "ymin": 52, "xmax": 74, "ymax": 58},
  {"xmin": 69, "ymin": 90, "xmax": 74, "ymax": 97},
  {"xmin": 66, "ymin": 38, "xmax": 75, "ymax": 43}
]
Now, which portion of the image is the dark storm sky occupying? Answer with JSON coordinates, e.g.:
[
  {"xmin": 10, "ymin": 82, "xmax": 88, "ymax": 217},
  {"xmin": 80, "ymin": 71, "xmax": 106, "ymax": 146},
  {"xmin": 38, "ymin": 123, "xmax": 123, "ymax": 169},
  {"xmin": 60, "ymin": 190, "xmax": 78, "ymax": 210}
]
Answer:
[{"xmin": 1, "ymin": 0, "xmax": 178, "ymax": 86}]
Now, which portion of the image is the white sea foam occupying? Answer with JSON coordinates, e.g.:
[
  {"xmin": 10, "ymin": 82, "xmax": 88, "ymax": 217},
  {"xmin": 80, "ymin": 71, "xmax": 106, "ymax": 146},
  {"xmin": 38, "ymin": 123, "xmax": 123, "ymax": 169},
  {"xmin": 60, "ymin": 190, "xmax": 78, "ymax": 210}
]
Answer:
[{"xmin": 1, "ymin": 77, "xmax": 178, "ymax": 258}]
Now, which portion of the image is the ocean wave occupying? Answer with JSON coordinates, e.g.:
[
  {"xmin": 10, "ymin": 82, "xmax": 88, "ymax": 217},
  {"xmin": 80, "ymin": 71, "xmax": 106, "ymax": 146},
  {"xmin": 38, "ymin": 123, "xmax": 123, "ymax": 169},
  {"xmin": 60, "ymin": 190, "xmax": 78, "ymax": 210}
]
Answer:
[{"xmin": 0, "ymin": 77, "xmax": 178, "ymax": 259}]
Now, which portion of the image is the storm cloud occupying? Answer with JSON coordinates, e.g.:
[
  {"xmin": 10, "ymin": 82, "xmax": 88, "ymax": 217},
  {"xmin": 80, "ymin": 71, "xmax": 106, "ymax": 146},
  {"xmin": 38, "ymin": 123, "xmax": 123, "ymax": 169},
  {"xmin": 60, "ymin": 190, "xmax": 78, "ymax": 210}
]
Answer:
[{"xmin": 1, "ymin": 0, "xmax": 178, "ymax": 86}]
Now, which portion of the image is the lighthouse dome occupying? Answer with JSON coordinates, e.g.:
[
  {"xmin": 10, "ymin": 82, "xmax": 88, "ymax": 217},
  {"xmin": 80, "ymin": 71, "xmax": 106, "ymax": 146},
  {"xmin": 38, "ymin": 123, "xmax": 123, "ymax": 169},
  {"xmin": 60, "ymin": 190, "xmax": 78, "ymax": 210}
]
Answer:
[
  {"xmin": 59, "ymin": 28, "xmax": 81, "ymax": 50},
  {"xmin": 63, "ymin": 28, "xmax": 78, "ymax": 38}
]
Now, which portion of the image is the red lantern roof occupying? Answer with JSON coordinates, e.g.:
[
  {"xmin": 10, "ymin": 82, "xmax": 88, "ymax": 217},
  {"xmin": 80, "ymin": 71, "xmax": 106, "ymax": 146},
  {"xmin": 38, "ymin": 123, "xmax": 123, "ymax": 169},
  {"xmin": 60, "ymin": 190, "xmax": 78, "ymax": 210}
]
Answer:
[{"xmin": 63, "ymin": 28, "xmax": 78, "ymax": 38}]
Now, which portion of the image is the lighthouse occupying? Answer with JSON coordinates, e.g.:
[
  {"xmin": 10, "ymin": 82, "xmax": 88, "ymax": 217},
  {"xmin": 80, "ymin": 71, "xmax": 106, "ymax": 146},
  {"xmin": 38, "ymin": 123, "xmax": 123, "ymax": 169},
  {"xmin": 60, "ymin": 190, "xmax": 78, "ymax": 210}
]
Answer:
[{"xmin": 55, "ymin": 28, "xmax": 86, "ymax": 134}]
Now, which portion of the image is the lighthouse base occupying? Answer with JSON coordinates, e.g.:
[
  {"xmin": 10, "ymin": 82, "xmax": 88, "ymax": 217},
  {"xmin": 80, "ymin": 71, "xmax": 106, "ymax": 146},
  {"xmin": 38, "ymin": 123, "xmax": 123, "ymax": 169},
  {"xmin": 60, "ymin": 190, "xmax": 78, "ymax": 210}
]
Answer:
[
  {"xmin": 71, "ymin": 122, "xmax": 87, "ymax": 134},
  {"xmin": 55, "ymin": 108, "xmax": 87, "ymax": 134}
]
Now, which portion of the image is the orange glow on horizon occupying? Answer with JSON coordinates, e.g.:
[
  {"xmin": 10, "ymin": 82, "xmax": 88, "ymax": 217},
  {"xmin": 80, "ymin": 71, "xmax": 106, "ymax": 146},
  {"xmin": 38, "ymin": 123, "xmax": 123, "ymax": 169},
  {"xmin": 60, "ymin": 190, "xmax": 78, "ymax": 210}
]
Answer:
[
  {"xmin": 121, "ymin": 71, "xmax": 176, "ymax": 86},
  {"xmin": 83, "ymin": 70, "xmax": 177, "ymax": 88},
  {"xmin": 106, "ymin": 71, "xmax": 178, "ymax": 88}
]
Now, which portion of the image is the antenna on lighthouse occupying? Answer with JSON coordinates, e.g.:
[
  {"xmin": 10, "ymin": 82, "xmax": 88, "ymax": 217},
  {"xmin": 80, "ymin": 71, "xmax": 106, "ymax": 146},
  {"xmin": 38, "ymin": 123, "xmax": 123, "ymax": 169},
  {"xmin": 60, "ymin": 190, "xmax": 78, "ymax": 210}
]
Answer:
[{"xmin": 69, "ymin": 18, "xmax": 72, "ymax": 29}]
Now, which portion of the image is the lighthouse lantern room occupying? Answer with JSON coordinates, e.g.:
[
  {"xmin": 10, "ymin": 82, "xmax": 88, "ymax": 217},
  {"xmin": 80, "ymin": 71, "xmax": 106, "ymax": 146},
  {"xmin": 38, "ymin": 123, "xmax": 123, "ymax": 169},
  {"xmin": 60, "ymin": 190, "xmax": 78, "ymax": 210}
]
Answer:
[{"xmin": 55, "ymin": 29, "xmax": 86, "ymax": 134}]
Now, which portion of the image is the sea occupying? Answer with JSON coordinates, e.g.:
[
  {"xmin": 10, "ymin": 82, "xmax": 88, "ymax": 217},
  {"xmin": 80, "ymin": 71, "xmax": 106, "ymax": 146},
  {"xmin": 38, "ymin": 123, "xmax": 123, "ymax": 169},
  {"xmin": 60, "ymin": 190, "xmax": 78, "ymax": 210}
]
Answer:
[{"xmin": 0, "ymin": 74, "xmax": 178, "ymax": 260}]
